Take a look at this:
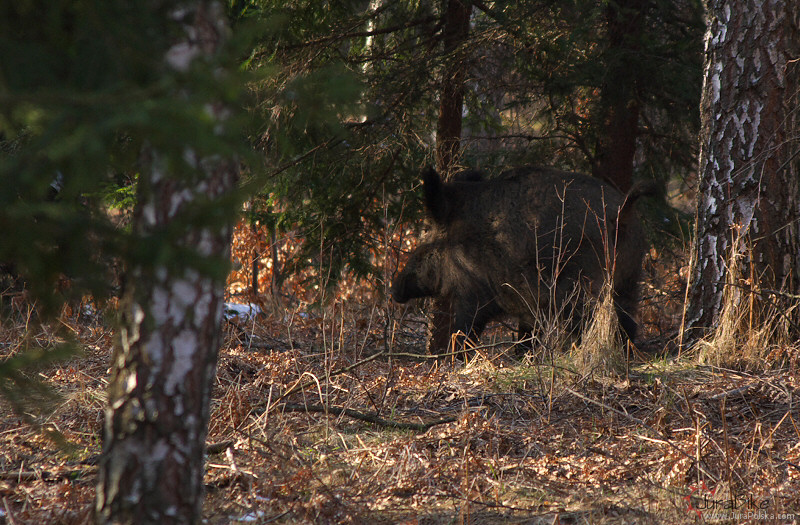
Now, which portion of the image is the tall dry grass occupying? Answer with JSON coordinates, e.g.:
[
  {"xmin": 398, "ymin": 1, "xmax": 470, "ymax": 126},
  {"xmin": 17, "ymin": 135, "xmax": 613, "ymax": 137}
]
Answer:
[
  {"xmin": 571, "ymin": 281, "xmax": 626, "ymax": 377},
  {"xmin": 693, "ymin": 235, "xmax": 800, "ymax": 371}
]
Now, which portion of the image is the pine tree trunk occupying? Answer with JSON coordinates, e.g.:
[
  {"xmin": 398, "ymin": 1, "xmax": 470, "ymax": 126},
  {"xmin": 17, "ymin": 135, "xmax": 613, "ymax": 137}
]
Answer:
[
  {"xmin": 592, "ymin": 0, "xmax": 643, "ymax": 193},
  {"xmin": 435, "ymin": 0, "xmax": 472, "ymax": 179},
  {"xmin": 428, "ymin": 0, "xmax": 472, "ymax": 354},
  {"xmin": 95, "ymin": 4, "xmax": 237, "ymax": 523},
  {"xmin": 684, "ymin": 0, "xmax": 800, "ymax": 342}
]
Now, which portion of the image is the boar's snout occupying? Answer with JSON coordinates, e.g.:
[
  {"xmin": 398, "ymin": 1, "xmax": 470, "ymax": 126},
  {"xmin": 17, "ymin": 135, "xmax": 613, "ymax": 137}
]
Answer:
[
  {"xmin": 390, "ymin": 273, "xmax": 411, "ymax": 303},
  {"xmin": 392, "ymin": 243, "xmax": 441, "ymax": 304},
  {"xmin": 391, "ymin": 269, "xmax": 427, "ymax": 304}
]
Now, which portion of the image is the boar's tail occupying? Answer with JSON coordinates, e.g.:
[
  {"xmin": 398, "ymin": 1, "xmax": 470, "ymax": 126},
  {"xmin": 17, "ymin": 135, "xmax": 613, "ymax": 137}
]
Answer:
[
  {"xmin": 616, "ymin": 180, "xmax": 658, "ymax": 233},
  {"xmin": 619, "ymin": 180, "xmax": 658, "ymax": 215},
  {"xmin": 625, "ymin": 180, "xmax": 659, "ymax": 204}
]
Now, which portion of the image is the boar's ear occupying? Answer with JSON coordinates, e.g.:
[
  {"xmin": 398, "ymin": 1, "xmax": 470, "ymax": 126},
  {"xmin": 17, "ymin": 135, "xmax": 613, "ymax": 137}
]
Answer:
[{"xmin": 422, "ymin": 167, "xmax": 451, "ymax": 224}]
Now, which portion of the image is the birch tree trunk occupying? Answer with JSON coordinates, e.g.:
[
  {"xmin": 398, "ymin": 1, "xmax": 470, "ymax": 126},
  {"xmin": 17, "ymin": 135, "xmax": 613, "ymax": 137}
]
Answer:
[
  {"xmin": 95, "ymin": 3, "xmax": 238, "ymax": 523},
  {"xmin": 684, "ymin": 0, "xmax": 799, "ymax": 342}
]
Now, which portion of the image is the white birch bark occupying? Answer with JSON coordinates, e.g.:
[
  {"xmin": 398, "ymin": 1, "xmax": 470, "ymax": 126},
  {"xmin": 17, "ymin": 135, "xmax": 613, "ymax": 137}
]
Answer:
[
  {"xmin": 95, "ymin": 3, "xmax": 238, "ymax": 523},
  {"xmin": 685, "ymin": 0, "xmax": 799, "ymax": 340}
]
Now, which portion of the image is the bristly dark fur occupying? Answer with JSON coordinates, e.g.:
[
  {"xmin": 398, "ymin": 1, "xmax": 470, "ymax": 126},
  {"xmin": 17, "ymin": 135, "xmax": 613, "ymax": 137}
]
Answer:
[{"xmin": 392, "ymin": 166, "xmax": 652, "ymax": 351}]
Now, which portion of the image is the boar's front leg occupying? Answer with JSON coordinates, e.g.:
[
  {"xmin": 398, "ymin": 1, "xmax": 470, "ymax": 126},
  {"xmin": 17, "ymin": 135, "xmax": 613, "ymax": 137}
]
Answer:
[{"xmin": 450, "ymin": 296, "xmax": 500, "ymax": 355}]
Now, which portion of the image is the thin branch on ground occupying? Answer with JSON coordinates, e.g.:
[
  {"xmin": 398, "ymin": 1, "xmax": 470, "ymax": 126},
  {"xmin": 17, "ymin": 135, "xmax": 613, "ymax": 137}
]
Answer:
[{"xmin": 278, "ymin": 402, "xmax": 457, "ymax": 432}]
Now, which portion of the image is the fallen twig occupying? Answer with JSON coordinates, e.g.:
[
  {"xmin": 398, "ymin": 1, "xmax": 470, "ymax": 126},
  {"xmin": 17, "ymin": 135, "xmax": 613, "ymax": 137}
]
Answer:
[
  {"xmin": 206, "ymin": 440, "xmax": 235, "ymax": 455},
  {"xmin": 710, "ymin": 384, "xmax": 752, "ymax": 400},
  {"xmin": 0, "ymin": 468, "xmax": 92, "ymax": 482},
  {"xmin": 271, "ymin": 351, "xmax": 388, "ymax": 407},
  {"xmin": 278, "ymin": 402, "xmax": 457, "ymax": 432}
]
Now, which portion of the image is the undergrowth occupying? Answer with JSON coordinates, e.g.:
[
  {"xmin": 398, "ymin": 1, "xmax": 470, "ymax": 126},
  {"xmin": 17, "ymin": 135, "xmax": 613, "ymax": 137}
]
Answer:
[{"xmin": 1, "ymin": 237, "xmax": 799, "ymax": 524}]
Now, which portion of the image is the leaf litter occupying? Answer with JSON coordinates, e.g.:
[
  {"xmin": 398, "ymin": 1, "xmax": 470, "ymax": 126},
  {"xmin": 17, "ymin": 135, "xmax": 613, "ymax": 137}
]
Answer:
[{"xmin": 1, "ymin": 243, "xmax": 799, "ymax": 524}]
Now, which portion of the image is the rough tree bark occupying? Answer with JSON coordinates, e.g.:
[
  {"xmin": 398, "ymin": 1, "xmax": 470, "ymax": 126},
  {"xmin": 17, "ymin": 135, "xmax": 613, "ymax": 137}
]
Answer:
[
  {"xmin": 435, "ymin": 0, "xmax": 472, "ymax": 179},
  {"xmin": 95, "ymin": 3, "xmax": 238, "ymax": 524},
  {"xmin": 428, "ymin": 0, "xmax": 472, "ymax": 354},
  {"xmin": 592, "ymin": 0, "xmax": 644, "ymax": 193},
  {"xmin": 684, "ymin": 0, "xmax": 799, "ymax": 342}
]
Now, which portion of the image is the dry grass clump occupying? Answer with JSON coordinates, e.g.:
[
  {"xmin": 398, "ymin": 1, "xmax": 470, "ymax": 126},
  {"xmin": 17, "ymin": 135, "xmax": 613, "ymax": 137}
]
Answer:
[
  {"xmin": 571, "ymin": 282, "xmax": 626, "ymax": 378},
  {"xmin": 697, "ymin": 292, "xmax": 800, "ymax": 371},
  {"xmin": 694, "ymin": 241, "xmax": 800, "ymax": 371}
]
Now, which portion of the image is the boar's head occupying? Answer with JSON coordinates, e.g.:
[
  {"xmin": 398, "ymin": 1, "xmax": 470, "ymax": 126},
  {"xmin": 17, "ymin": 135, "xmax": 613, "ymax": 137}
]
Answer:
[
  {"xmin": 391, "ymin": 168, "xmax": 500, "ymax": 340},
  {"xmin": 391, "ymin": 168, "xmax": 453, "ymax": 304},
  {"xmin": 390, "ymin": 240, "xmax": 443, "ymax": 303}
]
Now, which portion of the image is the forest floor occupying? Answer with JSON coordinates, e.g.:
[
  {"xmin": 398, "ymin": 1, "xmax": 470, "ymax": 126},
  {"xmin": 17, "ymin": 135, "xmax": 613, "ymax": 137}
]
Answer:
[{"xmin": 1, "ymin": 249, "xmax": 800, "ymax": 524}]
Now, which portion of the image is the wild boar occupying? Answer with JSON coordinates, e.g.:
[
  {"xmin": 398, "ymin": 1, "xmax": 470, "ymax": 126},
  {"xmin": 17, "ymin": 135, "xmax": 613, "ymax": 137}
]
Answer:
[{"xmin": 391, "ymin": 166, "xmax": 653, "ymax": 349}]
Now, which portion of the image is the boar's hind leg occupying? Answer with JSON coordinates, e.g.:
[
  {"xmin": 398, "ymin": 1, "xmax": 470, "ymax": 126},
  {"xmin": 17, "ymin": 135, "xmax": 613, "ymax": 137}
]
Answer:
[
  {"xmin": 614, "ymin": 302, "xmax": 638, "ymax": 343},
  {"xmin": 512, "ymin": 322, "xmax": 534, "ymax": 359},
  {"xmin": 452, "ymin": 313, "xmax": 486, "ymax": 347},
  {"xmin": 613, "ymin": 284, "xmax": 639, "ymax": 343}
]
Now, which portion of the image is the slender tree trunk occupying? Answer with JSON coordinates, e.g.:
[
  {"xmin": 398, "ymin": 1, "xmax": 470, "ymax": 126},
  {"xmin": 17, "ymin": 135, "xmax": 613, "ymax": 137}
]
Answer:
[
  {"xmin": 95, "ymin": 3, "xmax": 237, "ymax": 523},
  {"xmin": 251, "ymin": 218, "xmax": 261, "ymax": 298},
  {"xmin": 684, "ymin": 0, "xmax": 800, "ymax": 342},
  {"xmin": 428, "ymin": 0, "xmax": 472, "ymax": 354},
  {"xmin": 269, "ymin": 225, "xmax": 284, "ymax": 304},
  {"xmin": 592, "ymin": 0, "xmax": 644, "ymax": 193}
]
